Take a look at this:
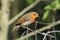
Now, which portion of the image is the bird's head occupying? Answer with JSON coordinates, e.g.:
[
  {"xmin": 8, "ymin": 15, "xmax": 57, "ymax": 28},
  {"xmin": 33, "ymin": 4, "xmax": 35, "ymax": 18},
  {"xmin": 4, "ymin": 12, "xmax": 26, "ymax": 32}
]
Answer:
[
  {"xmin": 30, "ymin": 12, "xmax": 39, "ymax": 19},
  {"xmin": 28, "ymin": 12, "xmax": 39, "ymax": 22}
]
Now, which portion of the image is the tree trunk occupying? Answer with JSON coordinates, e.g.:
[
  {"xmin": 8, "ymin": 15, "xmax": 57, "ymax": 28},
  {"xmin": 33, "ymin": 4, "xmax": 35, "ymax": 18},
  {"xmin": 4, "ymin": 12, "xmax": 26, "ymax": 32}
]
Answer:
[{"xmin": 0, "ymin": 0, "xmax": 10, "ymax": 40}]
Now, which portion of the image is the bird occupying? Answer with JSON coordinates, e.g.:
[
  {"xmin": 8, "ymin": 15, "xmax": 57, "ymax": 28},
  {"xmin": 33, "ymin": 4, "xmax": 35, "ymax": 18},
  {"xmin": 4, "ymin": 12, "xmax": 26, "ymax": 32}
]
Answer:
[{"xmin": 12, "ymin": 12, "xmax": 39, "ymax": 31}]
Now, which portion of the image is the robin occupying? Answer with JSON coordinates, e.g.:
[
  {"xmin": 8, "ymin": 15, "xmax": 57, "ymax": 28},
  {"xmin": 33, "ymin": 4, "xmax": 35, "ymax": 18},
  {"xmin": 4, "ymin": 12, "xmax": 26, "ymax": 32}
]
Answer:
[{"xmin": 12, "ymin": 12, "xmax": 39, "ymax": 31}]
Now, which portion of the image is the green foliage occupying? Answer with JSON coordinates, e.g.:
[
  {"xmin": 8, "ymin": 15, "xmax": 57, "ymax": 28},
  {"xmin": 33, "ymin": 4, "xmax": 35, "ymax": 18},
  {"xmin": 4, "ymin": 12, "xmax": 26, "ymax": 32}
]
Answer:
[
  {"xmin": 42, "ymin": 10, "xmax": 50, "ymax": 21},
  {"xmin": 44, "ymin": 5, "xmax": 52, "ymax": 10},
  {"xmin": 42, "ymin": 0, "xmax": 60, "ymax": 21},
  {"xmin": 26, "ymin": 0, "xmax": 35, "ymax": 4}
]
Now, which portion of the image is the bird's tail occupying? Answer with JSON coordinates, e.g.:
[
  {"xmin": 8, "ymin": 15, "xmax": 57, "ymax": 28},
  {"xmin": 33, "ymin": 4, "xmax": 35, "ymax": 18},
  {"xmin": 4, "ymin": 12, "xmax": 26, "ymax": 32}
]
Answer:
[{"xmin": 12, "ymin": 25, "xmax": 20, "ymax": 32}]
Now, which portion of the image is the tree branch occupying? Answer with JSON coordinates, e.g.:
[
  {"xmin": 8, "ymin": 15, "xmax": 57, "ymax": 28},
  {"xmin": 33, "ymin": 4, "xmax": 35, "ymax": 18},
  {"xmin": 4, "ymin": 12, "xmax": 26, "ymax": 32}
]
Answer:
[{"xmin": 17, "ymin": 20, "xmax": 60, "ymax": 40}]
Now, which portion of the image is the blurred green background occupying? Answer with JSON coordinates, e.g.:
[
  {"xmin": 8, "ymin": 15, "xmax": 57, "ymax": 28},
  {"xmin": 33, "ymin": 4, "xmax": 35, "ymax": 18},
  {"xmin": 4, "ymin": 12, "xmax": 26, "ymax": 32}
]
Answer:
[{"xmin": 0, "ymin": 0, "xmax": 60, "ymax": 40}]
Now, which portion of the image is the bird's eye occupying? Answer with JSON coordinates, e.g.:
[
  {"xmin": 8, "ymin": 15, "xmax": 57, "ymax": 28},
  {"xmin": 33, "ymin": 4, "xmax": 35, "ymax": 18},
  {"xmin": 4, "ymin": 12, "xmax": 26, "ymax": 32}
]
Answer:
[{"xmin": 33, "ymin": 14, "xmax": 36, "ymax": 15}]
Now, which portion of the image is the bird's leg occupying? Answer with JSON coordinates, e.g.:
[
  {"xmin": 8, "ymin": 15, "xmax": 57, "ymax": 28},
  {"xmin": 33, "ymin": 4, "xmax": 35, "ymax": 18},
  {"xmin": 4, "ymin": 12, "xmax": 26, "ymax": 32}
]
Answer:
[
  {"xmin": 35, "ymin": 21, "xmax": 38, "ymax": 40},
  {"xmin": 26, "ymin": 26, "xmax": 29, "ymax": 40}
]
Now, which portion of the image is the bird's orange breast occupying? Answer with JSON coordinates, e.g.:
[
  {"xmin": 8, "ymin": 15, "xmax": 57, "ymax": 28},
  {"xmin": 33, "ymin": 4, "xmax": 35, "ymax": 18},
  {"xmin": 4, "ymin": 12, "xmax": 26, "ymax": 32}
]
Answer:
[{"xmin": 31, "ymin": 15, "xmax": 36, "ymax": 23}]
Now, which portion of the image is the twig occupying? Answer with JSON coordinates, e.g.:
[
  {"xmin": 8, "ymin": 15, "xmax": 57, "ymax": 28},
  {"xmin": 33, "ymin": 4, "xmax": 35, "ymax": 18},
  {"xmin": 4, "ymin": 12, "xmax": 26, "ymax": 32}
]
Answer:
[
  {"xmin": 40, "ymin": 33, "xmax": 54, "ymax": 38},
  {"xmin": 17, "ymin": 20, "xmax": 60, "ymax": 40},
  {"xmin": 42, "ymin": 30, "xmax": 60, "ymax": 40},
  {"xmin": 9, "ymin": 0, "xmax": 40, "ymax": 25},
  {"xmin": 52, "ymin": 14, "xmax": 57, "ymax": 40},
  {"xmin": 21, "ymin": 31, "xmax": 26, "ymax": 40},
  {"xmin": 47, "ymin": 30, "xmax": 60, "ymax": 34},
  {"xmin": 43, "ymin": 31, "xmax": 55, "ymax": 40},
  {"xmin": 43, "ymin": 32, "xmax": 48, "ymax": 40},
  {"xmin": 26, "ymin": 26, "xmax": 29, "ymax": 40},
  {"xmin": 22, "ymin": 27, "xmax": 54, "ymax": 38},
  {"xmin": 35, "ymin": 21, "xmax": 37, "ymax": 40}
]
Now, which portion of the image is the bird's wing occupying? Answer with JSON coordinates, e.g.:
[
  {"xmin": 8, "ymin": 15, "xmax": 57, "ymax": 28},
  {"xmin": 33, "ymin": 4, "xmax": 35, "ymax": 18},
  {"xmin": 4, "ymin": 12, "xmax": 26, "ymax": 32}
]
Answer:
[{"xmin": 16, "ymin": 14, "xmax": 32, "ymax": 25}]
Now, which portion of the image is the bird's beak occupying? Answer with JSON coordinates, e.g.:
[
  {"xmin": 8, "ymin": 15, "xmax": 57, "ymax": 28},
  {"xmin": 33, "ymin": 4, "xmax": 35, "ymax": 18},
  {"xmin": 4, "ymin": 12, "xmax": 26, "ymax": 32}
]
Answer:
[
  {"xmin": 38, "ymin": 15, "xmax": 40, "ymax": 17},
  {"xmin": 36, "ymin": 15, "xmax": 39, "ymax": 18},
  {"xmin": 36, "ymin": 16, "xmax": 40, "ymax": 20},
  {"xmin": 37, "ymin": 16, "xmax": 40, "ymax": 19},
  {"xmin": 37, "ymin": 15, "xmax": 40, "ymax": 18}
]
